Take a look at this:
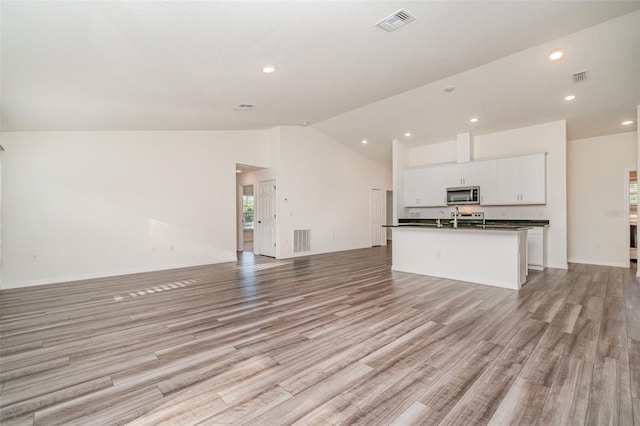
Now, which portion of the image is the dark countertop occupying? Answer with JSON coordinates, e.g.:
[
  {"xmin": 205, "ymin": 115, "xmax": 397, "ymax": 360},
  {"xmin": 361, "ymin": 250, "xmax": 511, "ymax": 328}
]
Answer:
[
  {"xmin": 388, "ymin": 223, "xmax": 532, "ymax": 231},
  {"xmin": 398, "ymin": 218, "xmax": 550, "ymax": 227}
]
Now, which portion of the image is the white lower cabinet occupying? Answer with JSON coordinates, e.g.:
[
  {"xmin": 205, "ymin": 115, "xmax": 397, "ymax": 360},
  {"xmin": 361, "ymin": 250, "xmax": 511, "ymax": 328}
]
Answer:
[{"xmin": 527, "ymin": 227, "xmax": 545, "ymax": 270}]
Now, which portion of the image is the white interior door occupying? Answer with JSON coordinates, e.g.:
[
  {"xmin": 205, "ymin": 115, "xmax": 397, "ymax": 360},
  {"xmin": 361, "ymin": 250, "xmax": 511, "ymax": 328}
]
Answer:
[
  {"xmin": 257, "ymin": 180, "xmax": 277, "ymax": 257},
  {"xmin": 371, "ymin": 188, "xmax": 382, "ymax": 247}
]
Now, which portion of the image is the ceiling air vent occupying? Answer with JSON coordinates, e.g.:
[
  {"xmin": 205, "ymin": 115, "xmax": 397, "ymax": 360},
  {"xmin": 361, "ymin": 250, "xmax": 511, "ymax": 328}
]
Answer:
[
  {"xmin": 234, "ymin": 104, "xmax": 255, "ymax": 110},
  {"xmin": 572, "ymin": 71, "xmax": 589, "ymax": 83},
  {"xmin": 375, "ymin": 9, "xmax": 416, "ymax": 32}
]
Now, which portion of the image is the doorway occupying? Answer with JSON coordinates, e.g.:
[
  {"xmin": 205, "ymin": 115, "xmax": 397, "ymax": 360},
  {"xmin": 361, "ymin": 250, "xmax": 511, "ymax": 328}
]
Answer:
[
  {"xmin": 241, "ymin": 185, "xmax": 254, "ymax": 252},
  {"xmin": 629, "ymin": 170, "xmax": 637, "ymax": 264}
]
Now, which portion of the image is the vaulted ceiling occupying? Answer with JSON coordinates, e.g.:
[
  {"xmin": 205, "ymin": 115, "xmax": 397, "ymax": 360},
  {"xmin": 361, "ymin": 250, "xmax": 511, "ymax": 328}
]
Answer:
[{"xmin": 2, "ymin": 1, "xmax": 639, "ymax": 168}]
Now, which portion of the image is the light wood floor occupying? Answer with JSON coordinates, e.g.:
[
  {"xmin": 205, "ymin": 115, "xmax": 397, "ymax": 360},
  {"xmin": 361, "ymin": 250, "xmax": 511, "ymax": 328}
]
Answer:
[{"xmin": 1, "ymin": 246, "xmax": 639, "ymax": 425}]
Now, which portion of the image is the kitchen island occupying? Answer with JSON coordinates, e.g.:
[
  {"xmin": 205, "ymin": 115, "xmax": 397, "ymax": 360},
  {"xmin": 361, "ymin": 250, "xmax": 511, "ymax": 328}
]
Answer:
[{"xmin": 391, "ymin": 224, "xmax": 528, "ymax": 289}]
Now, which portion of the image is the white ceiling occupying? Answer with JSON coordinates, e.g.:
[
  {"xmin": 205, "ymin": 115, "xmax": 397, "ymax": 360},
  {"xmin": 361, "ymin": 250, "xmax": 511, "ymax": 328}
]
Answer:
[{"xmin": 2, "ymin": 1, "xmax": 639, "ymax": 169}]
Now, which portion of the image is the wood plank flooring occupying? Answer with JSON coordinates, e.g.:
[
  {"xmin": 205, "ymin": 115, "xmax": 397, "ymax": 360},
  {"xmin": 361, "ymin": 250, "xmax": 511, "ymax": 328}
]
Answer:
[{"xmin": 1, "ymin": 246, "xmax": 638, "ymax": 425}]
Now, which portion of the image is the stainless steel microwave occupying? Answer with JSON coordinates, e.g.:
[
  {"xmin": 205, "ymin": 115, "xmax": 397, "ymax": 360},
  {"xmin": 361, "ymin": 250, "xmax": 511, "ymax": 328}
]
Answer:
[{"xmin": 446, "ymin": 186, "xmax": 480, "ymax": 205}]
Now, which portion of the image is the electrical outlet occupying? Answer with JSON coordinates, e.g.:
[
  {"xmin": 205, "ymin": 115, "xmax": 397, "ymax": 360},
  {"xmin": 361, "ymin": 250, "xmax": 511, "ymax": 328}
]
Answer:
[{"xmin": 31, "ymin": 255, "xmax": 40, "ymax": 263}]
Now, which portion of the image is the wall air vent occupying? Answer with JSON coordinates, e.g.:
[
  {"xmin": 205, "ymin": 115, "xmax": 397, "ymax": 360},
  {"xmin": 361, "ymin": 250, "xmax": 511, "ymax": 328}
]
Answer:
[
  {"xmin": 572, "ymin": 71, "xmax": 589, "ymax": 83},
  {"xmin": 375, "ymin": 9, "xmax": 416, "ymax": 32},
  {"xmin": 235, "ymin": 104, "xmax": 255, "ymax": 110},
  {"xmin": 293, "ymin": 229, "xmax": 311, "ymax": 253}
]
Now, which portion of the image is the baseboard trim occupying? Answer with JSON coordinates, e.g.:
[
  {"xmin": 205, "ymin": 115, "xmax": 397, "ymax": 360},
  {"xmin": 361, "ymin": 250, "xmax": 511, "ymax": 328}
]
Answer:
[
  {"xmin": 568, "ymin": 258, "xmax": 628, "ymax": 268},
  {"xmin": 1, "ymin": 257, "xmax": 237, "ymax": 290}
]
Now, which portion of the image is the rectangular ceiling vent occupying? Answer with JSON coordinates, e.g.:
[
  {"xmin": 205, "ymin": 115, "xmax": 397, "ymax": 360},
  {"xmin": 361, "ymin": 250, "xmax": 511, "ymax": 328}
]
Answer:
[
  {"xmin": 572, "ymin": 71, "xmax": 589, "ymax": 83},
  {"xmin": 375, "ymin": 9, "xmax": 416, "ymax": 32}
]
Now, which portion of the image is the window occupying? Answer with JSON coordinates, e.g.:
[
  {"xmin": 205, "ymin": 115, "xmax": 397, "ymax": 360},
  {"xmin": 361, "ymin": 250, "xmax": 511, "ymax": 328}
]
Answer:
[{"xmin": 243, "ymin": 195, "xmax": 254, "ymax": 230}]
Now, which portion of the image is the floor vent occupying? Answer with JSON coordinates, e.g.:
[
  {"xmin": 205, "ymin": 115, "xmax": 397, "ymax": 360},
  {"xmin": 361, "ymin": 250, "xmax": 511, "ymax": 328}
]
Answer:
[
  {"xmin": 572, "ymin": 70, "xmax": 589, "ymax": 83},
  {"xmin": 375, "ymin": 9, "xmax": 416, "ymax": 32},
  {"xmin": 293, "ymin": 229, "xmax": 311, "ymax": 253}
]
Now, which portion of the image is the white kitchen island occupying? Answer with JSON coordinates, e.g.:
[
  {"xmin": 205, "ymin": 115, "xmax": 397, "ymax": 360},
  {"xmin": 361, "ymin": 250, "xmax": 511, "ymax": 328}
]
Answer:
[{"xmin": 392, "ymin": 225, "xmax": 528, "ymax": 290}]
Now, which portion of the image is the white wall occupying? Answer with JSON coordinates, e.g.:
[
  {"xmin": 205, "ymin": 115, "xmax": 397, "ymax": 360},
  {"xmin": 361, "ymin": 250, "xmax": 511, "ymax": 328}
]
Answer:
[
  {"xmin": 567, "ymin": 133, "xmax": 637, "ymax": 266},
  {"xmin": 275, "ymin": 126, "xmax": 391, "ymax": 258},
  {"xmin": 229, "ymin": 126, "xmax": 392, "ymax": 259},
  {"xmin": 392, "ymin": 139, "xmax": 410, "ymax": 226},
  {"xmin": 402, "ymin": 120, "xmax": 568, "ymax": 269},
  {"xmin": 409, "ymin": 140, "xmax": 456, "ymax": 167},
  {"xmin": 1, "ymin": 130, "xmax": 273, "ymax": 288}
]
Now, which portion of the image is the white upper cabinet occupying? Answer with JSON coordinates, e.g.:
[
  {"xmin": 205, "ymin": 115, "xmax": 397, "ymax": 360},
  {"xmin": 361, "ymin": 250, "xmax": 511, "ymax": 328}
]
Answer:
[
  {"xmin": 431, "ymin": 166, "xmax": 448, "ymax": 206},
  {"xmin": 496, "ymin": 153, "xmax": 546, "ymax": 205},
  {"xmin": 478, "ymin": 160, "xmax": 498, "ymax": 205},
  {"xmin": 496, "ymin": 157, "xmax": 521, "ymax": 204},
  {"xmin": 519, "ymin": 154, "xmax": 546, "ymax": 204},
  {"xmin": 403, "ymin": 166, "xmax": 448, "ymax": 207},
  {"xmin": 403, "ymin": 167, "xmax": 430, "ymax": 207},
  {"xmin": 445, "ymin": 162, "xmax": 479, "ymax": 188},
  {"xmin": 404, "ymin": 153, "xmax": 545, "ymax": 208}
]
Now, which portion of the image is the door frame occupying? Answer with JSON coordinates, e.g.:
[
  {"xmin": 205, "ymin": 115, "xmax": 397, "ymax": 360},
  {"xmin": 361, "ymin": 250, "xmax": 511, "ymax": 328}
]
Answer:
[
  {"xmin": 237, "ymin": 185, "xmax": 243, "ymax": 251},
  {"xmin": 625, "ymin": 167, "xmax": 636, "ymax": 269}
]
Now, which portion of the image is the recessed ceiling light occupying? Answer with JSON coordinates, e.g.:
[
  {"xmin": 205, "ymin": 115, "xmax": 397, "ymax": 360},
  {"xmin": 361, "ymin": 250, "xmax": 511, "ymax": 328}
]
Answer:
[
  {"xmin": 622, "ymin": 120, "xmax": 634, "ymax": 126},
  {"xmin": 549, "ymin": 50, "xmax": 564, "ymax": 61},
  {"xmin": 262, "ymin": 66, "xmax": 276, "ymax": 74},
  {"xmin": 302, "ymin": 121, "xmax": 309, "ymax": 126},
  {"xmin": 470, "ymin": 117, "xmax": 479, "ymax": 123},
  {"xmin": 404, "ymin": 132, "xmax": 412, "ymax": 137},
  {"xmin": 564, "ymin": 95, "xmax": 576, "ymax": 101},
  {"xmin": 361, "ymin": 139, "xmax": 368, "ymax": 144},
  {"xmin": 443, "ymin": 86, "xmax": 455, "ymax": 93},
  {"xmin": 236, "ymin": 169, "xmax": 242, "ymax": 173}
]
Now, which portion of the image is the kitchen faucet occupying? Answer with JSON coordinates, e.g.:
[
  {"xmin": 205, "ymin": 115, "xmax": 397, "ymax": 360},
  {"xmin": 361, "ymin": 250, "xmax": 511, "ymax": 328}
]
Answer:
[
  {"xmin": 453, "ymin": 206, "xmax": 459, "ymax": 228},
  {"xmin": 437, "ymin": 211, "xmax": 445, "ymax": 228}
]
